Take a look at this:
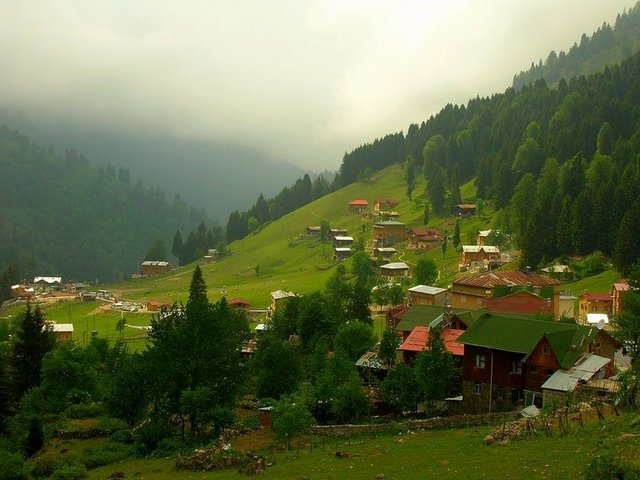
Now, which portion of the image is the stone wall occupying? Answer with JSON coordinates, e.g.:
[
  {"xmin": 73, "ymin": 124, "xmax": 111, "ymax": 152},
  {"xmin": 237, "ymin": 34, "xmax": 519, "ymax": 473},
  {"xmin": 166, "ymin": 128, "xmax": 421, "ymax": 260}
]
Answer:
[{"xmin": 310, "ymin": 412, "xmax": 516, "ymax": 437}]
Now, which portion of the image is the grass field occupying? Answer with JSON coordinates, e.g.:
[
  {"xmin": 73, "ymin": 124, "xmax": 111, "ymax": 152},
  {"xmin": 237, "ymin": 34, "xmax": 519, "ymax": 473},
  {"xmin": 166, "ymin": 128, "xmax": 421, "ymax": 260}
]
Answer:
[{"xmin": 81, "ymin": 409, "xmax": 640, "ymax": 479}]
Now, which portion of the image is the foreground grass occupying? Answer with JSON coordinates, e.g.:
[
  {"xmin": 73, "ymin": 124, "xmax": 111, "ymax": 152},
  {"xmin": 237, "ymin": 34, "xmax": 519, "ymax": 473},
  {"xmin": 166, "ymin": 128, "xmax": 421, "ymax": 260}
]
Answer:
[{"xmin": 87, "ymin": 411, "xmax": 640, "ymax": 480}]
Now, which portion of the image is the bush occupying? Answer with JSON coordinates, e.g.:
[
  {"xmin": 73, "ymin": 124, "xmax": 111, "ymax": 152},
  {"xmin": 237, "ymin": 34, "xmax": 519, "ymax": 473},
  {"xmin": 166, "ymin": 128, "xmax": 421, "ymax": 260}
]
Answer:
[
  {"xmin": 585, "ymin": 454, "xmax": 640, "ymax": 480},
  {"xmin": 50, "ymin": 464, "xmax": 88, "ymax": 480},
  {"xmin": 152, "ymin": 437, "xmax": 183, "ymax": 458},
  {"xmin": 64, "ymin": 402, "xmax": 105, "ymax": 419},
  {"xmin": 81, "ymin": 442, "xmax": 136, "ymax": 469},
  {"xmin": 0, "ymin": 449, "xmax": 30, "ymax": 480},
  {"xmin": 31, "ymin": 457, "xmax": 62, "ymax": 479}
]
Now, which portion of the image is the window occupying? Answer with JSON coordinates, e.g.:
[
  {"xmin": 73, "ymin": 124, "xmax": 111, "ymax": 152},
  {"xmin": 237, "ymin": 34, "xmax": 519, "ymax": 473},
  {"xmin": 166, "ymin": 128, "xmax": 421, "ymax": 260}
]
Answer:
[
  {"xmin": 474, "ymin": 383, "xmax": 481, "ymax": 395},
  {"xmin": 460, "ymin": 295, "xmax": 466, "ymax": 304},
  {"xmin": 530, "ymin": 366, "xmax": 538, "ymax": 374},
  {"xmin": 511, "ymin": 360, "xmax": 522, "ymax": 374},
  {"xmin": 497, "ymin": 386, "xmax": 504, "ymax": 400},
  {"xmin": 475, "ymin": 354, "xmax": 486, "ymax": 368},
  {"xmin": 543, "ymin": 344, "xmax": 550, "ymax": 355}
]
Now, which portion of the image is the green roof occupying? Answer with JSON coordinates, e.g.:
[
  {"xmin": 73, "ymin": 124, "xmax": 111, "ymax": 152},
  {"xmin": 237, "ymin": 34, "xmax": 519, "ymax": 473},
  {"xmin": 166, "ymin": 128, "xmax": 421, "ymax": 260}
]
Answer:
[
  {"xmin": 457, "ymin": 313, "xmax": 598, "ymax": 369},
  {"xmin": 395, "ymin": 305, "xmax": 484, "ymax": 333}
]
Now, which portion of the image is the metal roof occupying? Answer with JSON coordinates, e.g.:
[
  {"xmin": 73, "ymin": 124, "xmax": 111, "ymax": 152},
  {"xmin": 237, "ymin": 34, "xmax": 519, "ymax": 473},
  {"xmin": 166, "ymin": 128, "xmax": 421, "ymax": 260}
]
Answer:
[
  {"xmin": 408, "ymin": 285, "xmax": 447, "ymax": 295},
  {"xmin": 452, "ymin": 270, "xmax": 562, "ymax": 288},
  {"xmin": 33, "ymin": 276, "xmax": 62, "ymax": 284},
  {"xmin": 380, "ymin": 262, "xmax": 409, "ymax": 270},
  {"xmin": 462, "ymin": 245, "xmax": 500, "ymax": 253},
  {"xmin": 541, "ymin": 353, "xmax": 610, "ymax": 392},
  {"xmin": 271, "ymin": 290, "xmax": 296, "ymax": 300},
  {"xmin": 399, "ymin": 326, "xmax": 465, "ymax": 356},
  {"xmin": 50, "ymin": 323, "xmax": 74, "ymax": 332}
]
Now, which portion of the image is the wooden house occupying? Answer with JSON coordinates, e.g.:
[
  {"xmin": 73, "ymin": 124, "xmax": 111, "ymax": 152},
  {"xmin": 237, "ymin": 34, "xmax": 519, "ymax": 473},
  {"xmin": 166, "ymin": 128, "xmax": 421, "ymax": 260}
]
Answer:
[
  {"xmin": 141, "ymin": 261, "xmax": 173, "ymax": 276},
  {"xmin": 146, "ymin": 300, "xmax": 169, "ymax": 311},
  {"xmin": 373, "ymin": 247, "xmax": 397, "ymax": 261},
  {"xmin": 459, "ymin": 245, "xmax": 501, "ymax": 272},
  {"xmin": 578, "ymin": 292, "xmax": 612, "ymax": 323},
  {"xmin": 306, "ymin": 226, "xmax": 321, "ymax": 237},
  {"xmin": 270, "ymin": 290, "xmax": 296, "ymax": 312},
  {"xmin": 406, "ymin": 285, "xmax": 448, "ymax": 307},
  {"xmin": 558, "ymin": 295, "xmax": 578, "ymax": 319},
  {"xmin": 334, "ymin": 247, "xmax": 353, "ymax": 260},
  {"xmin": 450, "ymin": 270, "xmax": 562, "ymax": 318},
  {"xmin": 33, "ymin": 276, "xmax": 62, "ymax": 289},
  {"xmin": 330, "ymin": 228, "xmax": 348, "ymax": 237},
  {"xmin": 349, "ymin": 199, "xmax": 369, "ymax": 213},
  {"xmin": 476, "ymin": 230, "xmax": 492, "ymax": 246},
  {"xmin": 229, "ymin": 298, "xmax": 252, "ymax": 310},
  {"xmin": 373, "ymin": 198, "xmax": 399, "ymax": 213},
  {"xmin": 50, "ymin": 323, "xmax": 74, "ymax": 343},
  {"xmin": 373, "ymin": 221, "xmax": 407, "ymax": 247},
  {"xmin": 399, "ymin": 326, "xmax": 465, "ymax": 366},
  {"xmin": 407, "ymin": 228, "xmax": 441, "ymax": 251},
  {"xmin": 455, "ymin": 204, "xmax": 477, "ymax": 216},
  {"xmin": 611, "ymin": 280, "xmax": 630, "ymax": 316},
  {"xmin": 457, "ymin": 313, "xmax": 620, "ymax": 413},
  {"xmin": 379, "ymin": 262, "xmax": 410, "ymax": 280},
  {"xmin": 333, "ymin": 235, "xmax": 354, "ymax": 247}
]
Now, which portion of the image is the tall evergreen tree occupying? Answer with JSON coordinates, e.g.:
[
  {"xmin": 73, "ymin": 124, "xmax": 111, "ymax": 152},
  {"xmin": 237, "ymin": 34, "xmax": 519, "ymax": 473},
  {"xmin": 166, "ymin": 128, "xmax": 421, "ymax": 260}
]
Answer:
[{"xmin": 11, "ymin": 305, "xmax": 56, "ymax": 401}]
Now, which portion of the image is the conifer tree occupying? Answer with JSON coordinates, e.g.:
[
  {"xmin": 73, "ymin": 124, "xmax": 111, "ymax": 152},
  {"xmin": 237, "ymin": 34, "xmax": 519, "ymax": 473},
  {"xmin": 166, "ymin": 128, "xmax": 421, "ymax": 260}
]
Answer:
[{"xmin": 11, "ymin": 304, "xmax": 56, "ymax": 400}]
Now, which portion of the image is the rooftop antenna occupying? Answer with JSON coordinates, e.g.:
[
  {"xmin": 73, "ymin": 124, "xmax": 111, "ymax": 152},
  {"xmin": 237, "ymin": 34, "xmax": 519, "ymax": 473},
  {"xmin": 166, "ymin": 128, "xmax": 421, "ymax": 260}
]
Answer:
[{"xmin": 597, "ymin": 319, "xmax": 606, "ymax": 330}]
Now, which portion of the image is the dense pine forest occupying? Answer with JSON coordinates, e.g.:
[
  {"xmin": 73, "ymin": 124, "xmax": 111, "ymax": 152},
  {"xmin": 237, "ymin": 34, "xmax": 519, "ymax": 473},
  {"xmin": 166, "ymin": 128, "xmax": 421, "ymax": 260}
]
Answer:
[{"xmin": 0, "ymin": 126, "xmax": 208, "ymax": 283}]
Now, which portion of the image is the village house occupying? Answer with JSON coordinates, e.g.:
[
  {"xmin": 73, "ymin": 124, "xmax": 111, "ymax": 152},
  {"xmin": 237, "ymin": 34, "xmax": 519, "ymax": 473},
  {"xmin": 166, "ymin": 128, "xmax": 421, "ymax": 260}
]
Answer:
[
  {"xmin": 541, "ymin": 264, "xmax": 573, "ymax": 280},
  {"xmin": 270, "ymin": 290, "xmax": 296, "ymax": 313},
  {"xmin": 406, "ymin": 285, "xmax": 448, "ymax": 307},
  {"xmin": 476, "ymin": 230, "xmax": 492, "ymax": 246},
  {"xmin": 386, "ymin": 304, "xmax": 410, "ymax": 330},
  {"xmin": 146, "ymin": 300, "xmax": 170, "ymax": 312},
  {"xmin": 394, "ymin": 304, "xmax": 478, "ymax": 343},
  {"xmin": 229, "ymin": 298, "xmax": 252, "ymax": 310},
  {"xmin": 398, "ymin": 326, "xmax": 465, "ymax": 366},
  {"xmin": 48, "ymin": 323, "xmax": 74, "ymax": 343},
  {"xmin": 373, "ymin": 247, "xmax": 397, "ymax": 261},
  {"xmin": 334, "ymin": 247, "xmax": 353, "ymax": 260},
  {"xmin": 455, "ymin": 204, "xmax": 477, "ymax": 216},
  {"xmin": 373, "ymin": 221, "xmax": 407, "ymax": 247},
  {"xmin": 459, "ymin": 245, "xmax": 501, "ymax": 272},
  {"xmin": 450, "ymin": 270, "xmax": 562, "ymax": 318},
  {"xmin": 578, "ymin": 292, "xmax": 612, "ymax": 324},
  {"xmin": 330, "ymin": 228, "xmax": 348, "ymax": 237},
  {"xmin": 380, "ymin": 262, "xmax": 410, "ymax": 281},
  {"xmin": 612, "ymin": 280, "xmax": 630, "ymax": 316},
  {"xmin": 306, "ymin": 226, "xmax": 321, "ymax": 237},
  {"xmin": 407, "ymin": 227, "xmax": 441, "ymax": 251},
  {"xmin": 333, "ymin": 235, "xmax": 354, "ymax": 247},
  {"xmin": 11, "ymin": 284, "xmax": 35, "ymax": 300},
  {"xmin": 349, "ymin": 199, "xmax": 369, "ymax": 213},
  {"xmin": 373, "ymin": 198, "xmax": 399, "ymax": 213},
  {"xmin": 141, "ymin": 261, "xmax": 173, "ymax": 276},
  {"xmin": 33, "ymin": 276, "xmax": 62, "ymax": 289},
  {"xmin": 558, "ymin": 294, "xmax": 578, "ymax": 319},
  {"xmin": 457, "ymin": 313, "xmax": 619, "ymax": 413}
]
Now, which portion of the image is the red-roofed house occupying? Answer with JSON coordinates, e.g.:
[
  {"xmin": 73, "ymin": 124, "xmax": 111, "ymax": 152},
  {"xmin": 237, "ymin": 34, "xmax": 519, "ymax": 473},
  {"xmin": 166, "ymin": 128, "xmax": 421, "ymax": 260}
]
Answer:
[
  {"xmin": 407, "ymin": 228, "xmax": 441, "ymax": 251},
  {"xmin": 579, "ymin": 292, "xmax": 612, "ymax": 323},
  {"xmin": 386, "ymin": 304, "xmax": 410, "ymax": 330},
  {"xmin": 373, "ymin": 198, "xmax": 399, "ymax": 213},
  {"xmin": 399, "ymin": 326, "xmax": 465, "ymax": 367},
  {"xmin": 349, "ymin": 199, "xmax": 369, "ymax": 213},
  {"xmin": 612, "ymin": 281, "xmax": 630, "ymax": 316},
  {"xmin": 229, "ymin": 298, "xmax": 252, "ymax": 310}
]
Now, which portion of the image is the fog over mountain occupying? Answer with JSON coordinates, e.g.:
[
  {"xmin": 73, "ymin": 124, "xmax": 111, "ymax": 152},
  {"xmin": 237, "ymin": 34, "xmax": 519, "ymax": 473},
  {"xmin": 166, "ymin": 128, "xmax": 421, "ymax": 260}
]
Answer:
[{"xmin": 0, "ymin": 1, "xmax": 634, "ymax": 218}]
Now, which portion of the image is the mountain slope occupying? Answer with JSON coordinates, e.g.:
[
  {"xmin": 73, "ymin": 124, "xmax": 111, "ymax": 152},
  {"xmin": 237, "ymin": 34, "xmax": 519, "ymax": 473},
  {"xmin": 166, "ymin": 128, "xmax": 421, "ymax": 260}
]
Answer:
[{"xmin": 0, "ymin": 126, "xmax": 206, "ymax": 282}]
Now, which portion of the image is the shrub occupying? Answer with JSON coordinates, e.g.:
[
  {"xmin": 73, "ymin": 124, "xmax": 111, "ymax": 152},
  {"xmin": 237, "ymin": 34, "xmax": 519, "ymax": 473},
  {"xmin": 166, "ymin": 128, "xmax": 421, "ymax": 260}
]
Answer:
[
  {"xmin": 0, "ymin": 449, "xmax": 30, "ymax": 480},
  {"xmin": 81, "ymin": 442, "xmax": 136, "ymax": 469},
  {"xmin": 152, "ymin": 437, "xmax": 183, "ymax": 458},
  {"xmin": 585, "ymin": 454, "xmax": 640, "ymax": 480},
  {"xmin": 50, "ymin": 464, "xmax": 88, "ymax": 480},
  {"xmin": 64, "ymin": 402, "xmax": 105, "ymax": 419},
  {"xmin": 31, "ymin": 457, "xmax": 61, "ymax": 479}
]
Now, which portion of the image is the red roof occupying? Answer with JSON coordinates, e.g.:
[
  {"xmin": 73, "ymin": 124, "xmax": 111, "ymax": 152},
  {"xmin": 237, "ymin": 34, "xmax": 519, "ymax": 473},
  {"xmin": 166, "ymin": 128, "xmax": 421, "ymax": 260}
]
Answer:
[
  {"xmin": 399, "ymin": 326, "xmax": 465, "ymax": 356},
  {"xmin": 581, "ymin": 292, "xmax": 612, "ymax": 302},
  {"xmin": 613, "ymin": 281, "xmax": 630, "ymax": 292},
  {"xmin": 229, "ymin": 298, "xmax": 251, "ymax": 307},
  {"xmin": 349, "ymin": 199, "xmax": 369, "ymax": 206},
  {"xmin": 453, "ymin": 270, "xmax": 562, "ymax": 288},
  {"xmin": 387, "ymin": 304, "xmax": 410, "ymax": 321}
]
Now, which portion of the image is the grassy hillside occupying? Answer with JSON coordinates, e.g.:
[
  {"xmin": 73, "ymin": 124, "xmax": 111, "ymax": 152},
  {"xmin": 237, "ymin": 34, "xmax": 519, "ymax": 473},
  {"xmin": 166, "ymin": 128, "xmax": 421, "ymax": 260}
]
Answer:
[
  {"xmin": 62, "ymin": 409, "xmax": 640, "ymax": 479},
  {"xmin": 2, "ymin": 162, "xmax": 498, "ymax": 347}
]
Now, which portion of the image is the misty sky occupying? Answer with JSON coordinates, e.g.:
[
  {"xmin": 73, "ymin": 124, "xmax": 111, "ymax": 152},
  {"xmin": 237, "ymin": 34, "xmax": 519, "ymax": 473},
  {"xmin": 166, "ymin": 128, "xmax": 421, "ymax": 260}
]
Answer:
[{"xmin": 0, "ymin": 1, "xmax": 636, "ymax": 170}]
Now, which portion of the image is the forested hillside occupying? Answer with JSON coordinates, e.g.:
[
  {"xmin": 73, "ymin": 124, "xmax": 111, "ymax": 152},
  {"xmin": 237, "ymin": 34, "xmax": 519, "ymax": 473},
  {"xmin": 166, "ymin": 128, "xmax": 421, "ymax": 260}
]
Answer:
[
  {"xmin": 0, "ymin": 126, "xmax": 207, "ymax": 282},
  {"xmin": 228, "ymin": 6, "xmax": 640, "ymax": 277},
  {"xmin": 513, "ymin": 3, "xmax": 640, "ymax": 90}
]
